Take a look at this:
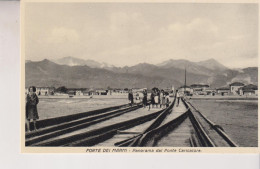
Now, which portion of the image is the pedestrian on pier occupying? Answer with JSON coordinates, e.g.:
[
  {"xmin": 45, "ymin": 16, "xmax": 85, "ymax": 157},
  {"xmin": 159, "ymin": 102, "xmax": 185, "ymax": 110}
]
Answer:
[
  {"xmin": 176, "ymin": 90, "xmax": 180, "ymax": 107},
  {"xmin": 165, "ymin": 92, "xmax": 170, "ymax": 107},
  {"xmin": 158, "ymin": 90, "xmax": 161, "ymax": 108},
  {"xmin": 128, "ymin": 89, "xmax": 134, "ymax": 107},
  {"xmin": 26, "ymin": 86, "xmax": 39, "ymax": 132},
  {"xmin": 151, "ymin": 90, "xmax": 155, "ymax": 108},
  {"xmin": 136, "ymin": 92, "xmax": 140, "ymax": 101},
  {"xmin": 148, "ymin": 90, "xmax": 155, "ymax": 111},
  {"xmin": 154, "ymin": 91, "xmax": 159, "ymax": 108},
  {"xmin": 142, "ymin": 89, "xmax": 148, "ymax": 108},
  {"xmin": 160, "ymin": 90, "xmax": 165, "ymax": 108}
]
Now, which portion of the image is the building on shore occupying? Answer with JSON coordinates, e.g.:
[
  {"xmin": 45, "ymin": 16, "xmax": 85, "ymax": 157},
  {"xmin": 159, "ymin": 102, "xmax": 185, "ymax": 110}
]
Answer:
[
  {"xmin": 67, "ymin": 88, "xmax": 115, "ymax": 96},
  {"xmin": 190, "ymin": 84, "xmax": 210, "ymax": 95},
  {"xmin": 112, "ymin": 88, "xmax": 128, "ymax": 94},
  {"xmin": 238, "ymin": 84, "xmax": 258, "ymax": 96},
  {"xmin": 95, "ymin": 89, "xmax": 108, "ymax": 95},
  {"xmin": 204, "ymin": 88, "xmax": 217, "ymax": 96},
  {"xmin": 132, "ymin": 88, "xmax": 144, "ymax": 93},
  {"xmin": 229, "ymin": 82, "xmax": 245, "ymax": 95},
  {"xmin": 163, "ymin": 88, "xmax": 174, "ymax": 94},
  {"xmin": 216, "ymin": 87, "xmax": 230, "ymax": 96},
  {"xmin": 67, "ymin": 88, "xmax": 88, "ymax": 96},
  {"xmin": 178, "ymin": 85, "xmax": 192, "ymax": 95},
  {"xmin": 25, "ymin": 87, "xmax": 55, "ymax": 95}
]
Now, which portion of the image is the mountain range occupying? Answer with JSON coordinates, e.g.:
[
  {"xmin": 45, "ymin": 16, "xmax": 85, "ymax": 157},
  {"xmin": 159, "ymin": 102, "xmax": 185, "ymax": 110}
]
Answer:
[
  {"xmin": 25, "ymin": 57, "xmax": 258, "ymax": 89},
  {"xmin": 52, "ymin": 56, "xmax": 114, "ymax": 68}
]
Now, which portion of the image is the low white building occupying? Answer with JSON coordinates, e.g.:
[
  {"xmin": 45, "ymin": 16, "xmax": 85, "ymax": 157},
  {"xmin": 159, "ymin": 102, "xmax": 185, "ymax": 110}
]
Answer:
[
  {"xmin": 216, "ymin": 87, "xmax": 230, "ymax": 96},
  {"xmin": 204, "ymin": 89, "xmax": 217, "ymax": 95},
  {"xmin": 239, "ymin": 84, "xmax": 258, "ymax": 96},
  {"xmin": 25, "ymin": 87, "xmax": 55, "ymax": 95},
  {"xmin": 229, "ymin": 82, "xmax": 244, "ymax": 95},
  {"xmin": 67, "ymin": 88, "xmax": 88, "ymax": 96},
  {"xmin": 178, "ymin": 85, "xmax": 192, "ymax": 95},
  {"xmin": 95, "ymin": 89, "xmax": 108, "ymax": 95}
]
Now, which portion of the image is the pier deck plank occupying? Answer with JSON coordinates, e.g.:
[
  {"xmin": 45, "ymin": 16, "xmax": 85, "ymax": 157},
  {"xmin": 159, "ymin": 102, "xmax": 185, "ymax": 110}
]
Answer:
[
  {"xmin": 160, "ymin": 99, "xmax": 187, "ymax": 126},
  {"xmin": 34, "ymin": 107, "xmax": 160, "ymax": 145},
  {"xmin": 156, "ymin": 117, "xmax": 193, "ymax": 147}
]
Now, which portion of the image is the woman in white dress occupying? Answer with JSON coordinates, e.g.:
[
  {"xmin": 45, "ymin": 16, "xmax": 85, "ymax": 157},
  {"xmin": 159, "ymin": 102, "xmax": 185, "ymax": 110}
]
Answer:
[{"xmin": 154, "ymin": 91, "xmax": 159, "ymax": 108}]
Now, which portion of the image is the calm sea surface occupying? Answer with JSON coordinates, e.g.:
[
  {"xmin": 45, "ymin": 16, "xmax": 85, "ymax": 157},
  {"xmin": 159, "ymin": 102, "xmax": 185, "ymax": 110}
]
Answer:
[{"xmin": 189, "ymin": 99, "xmax": 258, "ymax": 147}]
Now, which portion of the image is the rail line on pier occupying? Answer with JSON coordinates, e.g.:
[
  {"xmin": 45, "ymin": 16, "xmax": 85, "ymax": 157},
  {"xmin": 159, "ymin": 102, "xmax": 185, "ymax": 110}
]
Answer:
[
  {"xmin": 26, "ymin": 103, "xmax": 142, "ymax": 146},
  {"xmin": 115, "ymin": 98, "xmax": 237, "ymax": 147},
  {"xmin": 25, "ymin": 97, "xmax": 238, "ymax": 147}
]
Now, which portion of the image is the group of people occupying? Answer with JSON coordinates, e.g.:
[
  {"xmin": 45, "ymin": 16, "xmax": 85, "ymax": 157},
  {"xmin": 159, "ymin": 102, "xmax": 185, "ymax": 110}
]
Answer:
[
  {"xmin": 148, "ymin": 89, "xmax": 170, "ymax": 110},
  {"xmin": 128, "ymin": 88, "xmax": 171, "ymax": 110}
]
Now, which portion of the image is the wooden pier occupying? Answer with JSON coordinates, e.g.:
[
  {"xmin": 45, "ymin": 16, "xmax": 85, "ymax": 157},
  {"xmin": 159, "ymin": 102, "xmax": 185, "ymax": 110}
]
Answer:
[{"xmin": 25, "ymin": 97, "xmax": 237, "ymax": 147}]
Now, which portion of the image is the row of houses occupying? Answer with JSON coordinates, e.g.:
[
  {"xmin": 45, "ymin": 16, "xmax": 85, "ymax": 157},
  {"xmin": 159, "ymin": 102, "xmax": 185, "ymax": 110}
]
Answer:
[
  {"xmin": 217, "ymin": 82, "xmax": 258, "ymax": 96},
  {"xmin": 25, "ymin": 87, "xmax": 131, "ymax": 96},
  {"xmin": 178, "ymin": 82, "xmax": 258, "ymax": 96},
  {"xmin": 25, "ymin": 83, "xmax": 257, "ymax": 96},
  {"xmin": 25, "ymin": 87, "xmax": 55, "ymax": 96},
  {"xmin": 25, "ymin": 86, "xmax": 175, "ymax": 96}
]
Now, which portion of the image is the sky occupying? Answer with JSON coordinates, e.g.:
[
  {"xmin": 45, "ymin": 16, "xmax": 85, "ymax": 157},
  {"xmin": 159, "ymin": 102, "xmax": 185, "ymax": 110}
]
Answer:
[{"xmin": 25, "ymin": 3, "xmax": 258, "ymax": 68}]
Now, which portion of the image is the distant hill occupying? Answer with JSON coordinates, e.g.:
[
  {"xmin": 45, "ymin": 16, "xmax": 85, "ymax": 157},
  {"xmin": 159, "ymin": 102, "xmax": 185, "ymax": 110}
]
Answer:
[
  {"xmin": 25, "ymin": 59, "xmax": 258, "ymax": 89},
  {"xmin": 157, "ymin": 58, "xmax": 229, "ymax": 75},
  {"xmin": 157, "ymin": 59, "xmax": 214, "ymax": 76},
  {"xmin": 196, "ymin": 58, "xmax": 228, "ymax": 71},
  {"xmin": 25, "ymin": 59, "xmax": 180, "ymax": 88},
  {"xmin": 108, "ymin": 63, "xmax": 210, "ymax": 85},
  {"xmin": 229, "ymin": 67, "xmax": 258, "ymax": 85},
  {"xmin": 52, "ymin": 56, "xmax": 114, "ymax": 68}
]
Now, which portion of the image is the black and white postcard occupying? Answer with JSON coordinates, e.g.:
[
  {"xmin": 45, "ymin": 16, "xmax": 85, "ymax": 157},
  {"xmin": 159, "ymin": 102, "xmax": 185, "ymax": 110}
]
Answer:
[{"xmin": 21, "ymin": 0, "xmax": 259, "ymax": 153}]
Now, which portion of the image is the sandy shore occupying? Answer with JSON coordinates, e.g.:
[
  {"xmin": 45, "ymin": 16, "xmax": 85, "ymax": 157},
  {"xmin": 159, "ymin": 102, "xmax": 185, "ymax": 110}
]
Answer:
[{"xmin": 38, "ymin": 94, "xmax": 128, "ymax": 99}]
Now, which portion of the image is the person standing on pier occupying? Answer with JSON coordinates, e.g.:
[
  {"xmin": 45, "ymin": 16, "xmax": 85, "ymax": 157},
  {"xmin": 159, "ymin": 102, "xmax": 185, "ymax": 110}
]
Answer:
[
  {"xmin": 165, "ymin": 92, "xmax": 170, "ymax": 107},
  {"xmin": 176, "ymin": 90, "xmax": 180, "ymax": 107},
  {"xmin": 156, "ymin": 90, "xmax": 161, "ymax": 107},
  {"xmin": 142, "ymin": 89, "xmax": 148, "ymax": 108},
  {"xmin": 128, "ymin": 89, "xmax": 134, "ymax": 107},
  {"xmin": 148, "ymin": 90, "xmax": 155, "ymax": 111},
  {"xmin": 154, "ymin": 91, "xmax": 159, "ymax": 108},
  {"xmin": 136, "ymin": 92, "xmax": 140, "ymax": 101},
  {"xmin": 160, "ymin": 90, "xmax": 165, "ymax": 108},
  {"xmin": 26, "ymin": 86, "xmax": 39, "ymax": 132},
  {"xmin": 151, "ymin": 90, "xmax": 155, "ymax": 108}
]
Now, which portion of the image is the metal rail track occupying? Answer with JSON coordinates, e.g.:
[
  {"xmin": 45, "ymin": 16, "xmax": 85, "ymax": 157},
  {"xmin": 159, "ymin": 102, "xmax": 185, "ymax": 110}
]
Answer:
[
  {"xmin": 183, "ymin": 98, "xmax": 238, "ymax": 147},
  {"xmin": 26, "ymin": 103, "xmax": 131, "ymax": 131},
  {"xmin": 26, "ymin": 96, "xmax": 238, "ymax": 147},
  {"xmin": 32, "ymin": 109, "xmax": 165, "ymax": 146},
  {"xmin": 115, "ymin": 97, "xmax": 177, "ymax": 147},
  {"xmin": 115, "ymin": 97, "xmax": 237, "ymax": 147},
  {"xmin": 26, "ymin": 103, "xmax": 142, "ymax": 146}
]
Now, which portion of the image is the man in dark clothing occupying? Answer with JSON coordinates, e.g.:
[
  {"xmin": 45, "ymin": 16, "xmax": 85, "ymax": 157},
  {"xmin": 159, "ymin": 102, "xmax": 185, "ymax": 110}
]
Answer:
[
  {"xmin": 128, "ymin": 89, "xmax": 134, "ymax": 106},
  {"xmin": 142, "ymin": 89, "xmax": 147, "ymax": 108},
  {"xmin": 176, "ymin": 90, "xmax": 180, "ymax": 107}
]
